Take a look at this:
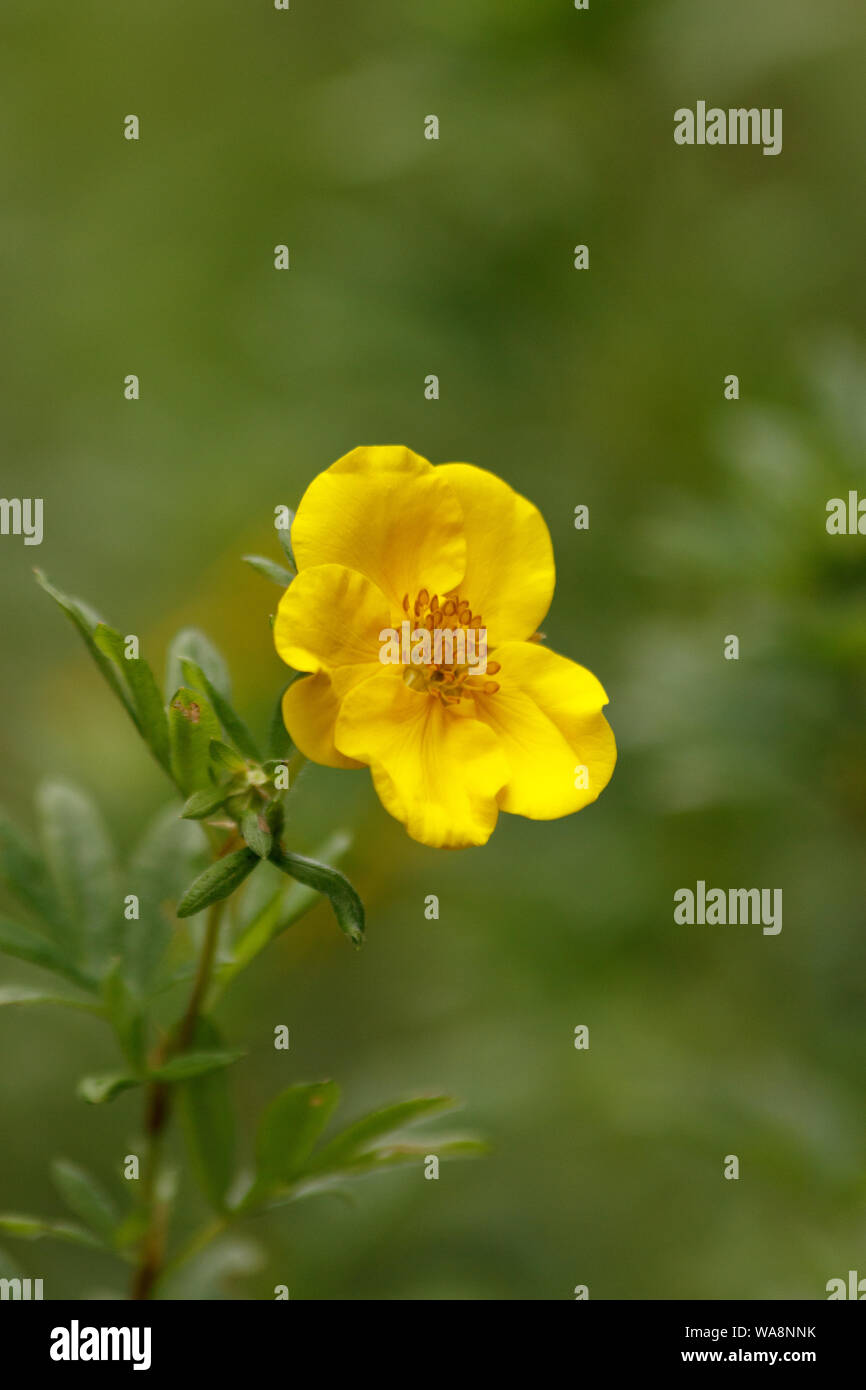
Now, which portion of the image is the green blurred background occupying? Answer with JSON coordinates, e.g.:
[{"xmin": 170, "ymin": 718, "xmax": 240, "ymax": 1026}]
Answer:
[{"xmin": 2, "ymin": 0, "xmax": 866, "ymax": 1299}]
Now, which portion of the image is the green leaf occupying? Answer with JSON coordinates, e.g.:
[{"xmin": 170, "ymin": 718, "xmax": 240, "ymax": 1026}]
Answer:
[
  {"xmin": 123, "ymin": 806, "xmax": 208, "ymax": 995},
  {"xmin": 271, "ymin": 832, "xmax": 352, "ymax": 931},
  {"xmin": 34, "ymin": 570, "xmax": 136, "ymax": 720},
  {"xmin": 77, "ymin": 1072, "xmax": 142, "ymax": 1105},
  {"xmin": 276, "ymin": 1141, "xmax": 487, "ymax": 1206},
  {"xmin": 251, "ymin": 1081, "xmax": 341, "ymax": 1197},
  {"xmin": 180, "ymin": 658, "xmax": 260, "ymax": 761},
  {"xmin": 176, "ymin": 849, "xmax": 259, "ymax": 918},
  {"xmin": 213, "ymin": 833, "xmax": 351, "ymax": 997},
  {"xmin": 269, "ymin": 844, "xmax": 364, "ymax": 946},
  {"xmin": 257, "ymin": 1134, "xmax": 485, "ymax": 1210},
  {"xmin": 0, "ymin": 984, "xmax": 102, "ymax": 1014},
  {"xmin": 0, "ymin": 810, "xmax": 61, "ymax": 927},
  {"xmin": 166, "ymin": 628, "xmax": 232, "ymax": 702},
  {"xmin": 306, "ymin": 1096, "xmax": 456, "ymax": 1176},
  {"xmin": 37, "ymin": 781, "xmax": 119, "ymax": 976},
  {"xmin": 101, "ymin": 961, "xmax": 146, "ymax": 1068},
  {"xmin": 93, "ymin": 625, "xmax": 170, "ymax": 771},
  {"xmin": 241, "ymin": 808, "xmax": 272, "ymax": 860},
  {"xmin": 209, "ymin": 739, "xmax": 247, "ymax": 774},
  {"xmin": 150, "ymin": 1048, "xmax": 245, "ymax": 1083},
  {"xmin": 0, "ymin": 1213, "xmax": 103, "ymax": 1248},
  {"xmin": 276, "ymin": 518, "xmax": 296, "ymax": 568},
  {"xmin": 177, "ymin": 1020, "xmax": 236, "ymax": 1212},
  {"xmin": 181, "ymin": 785, "xmax": 229, "ymax": 820},
  {"xmin": 242, "ymin": 554, "xmax": 295, "ymax": 588},
  {"xmin": 307, "ymin": 1138, "xmax": 487, "ymax": 1180},
  {"xmin": 0, "ymin": 917, "xmax": 94, "ymax": 990},
  {"xmin": 168, "ymin": 687, "xmax": 222, "ymax": 794},
  {"xmin": 50, "ymin": 1160, "xmax": 119, "ymax": 1247}
]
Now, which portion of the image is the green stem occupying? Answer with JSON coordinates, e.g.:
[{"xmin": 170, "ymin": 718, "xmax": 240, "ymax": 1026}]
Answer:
[
  {"xmin": 130, "ymin": 897, "xmax": 226, "ymax": 1300},
  {"xmin": 176, "ymin": 900, "xmax": 223, "ymax": 1051}
]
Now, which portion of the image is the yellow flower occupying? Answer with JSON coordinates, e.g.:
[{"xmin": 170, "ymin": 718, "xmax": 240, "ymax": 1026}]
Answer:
[{"xmin": 274, "ymin": 446, "xmax": 616, "ymax": 849}]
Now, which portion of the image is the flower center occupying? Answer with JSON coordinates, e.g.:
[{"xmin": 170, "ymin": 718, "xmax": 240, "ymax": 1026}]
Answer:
[{"xmin": 400, "ymin": 588, "xmax": 500, "ymax": 704}]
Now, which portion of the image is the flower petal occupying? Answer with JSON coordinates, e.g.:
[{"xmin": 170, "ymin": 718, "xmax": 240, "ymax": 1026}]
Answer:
[
  {"xmin": 291, "ymin": 446, "xmax": 466, "ymax": 609},
  {"xmin": 473, "ymin": 641, "xmax": 616, "ymax": 819},
  {"xmin": 282, "ymin": 672, "xmax": 365, "ymax": 770},
  {"xmin": 437, "ymin": 463, "xmax": 555, "ymax": 641},
  {"xmin": 274, "ymin": 563, "xmax": 390, "ymax": 675},
  {"xmin": 335, "ymin": 672, "xmax": 509, "ymax": 848}
]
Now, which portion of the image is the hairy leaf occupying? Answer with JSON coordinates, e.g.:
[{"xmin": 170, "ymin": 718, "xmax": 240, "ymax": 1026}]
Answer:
[
  {"xmin": 242, "ymin": 554, "xmax": 295, "ymax": 588},
  {"xmin": 93, "ymin": 624, "xmax": 170, "ymax": 771},
  {"xmin": 269, "ymin": 844, "xmax": 364, "ymax": 946},
  {"xmin": 168, "ymin": 687, "xmax": 222, "ymax": 794},
  {"xmin": 176, "ymin": 850, "xmax": 259, "ymax": 918}
]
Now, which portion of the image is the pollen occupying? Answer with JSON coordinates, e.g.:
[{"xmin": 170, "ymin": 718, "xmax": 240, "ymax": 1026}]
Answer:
[{"xmin": 402, "ymin": 587, "xmax": 495, "ymax": 706}]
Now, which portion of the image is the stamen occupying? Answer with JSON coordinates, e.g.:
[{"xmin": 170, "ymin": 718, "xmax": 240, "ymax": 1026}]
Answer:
[{"xmin": 402, "ymin": 586, "xmax": 497, "ymax": 705}]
